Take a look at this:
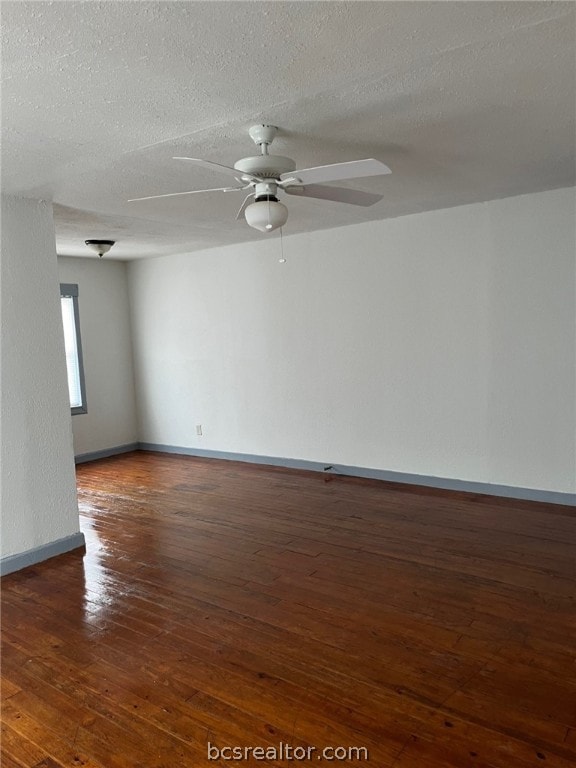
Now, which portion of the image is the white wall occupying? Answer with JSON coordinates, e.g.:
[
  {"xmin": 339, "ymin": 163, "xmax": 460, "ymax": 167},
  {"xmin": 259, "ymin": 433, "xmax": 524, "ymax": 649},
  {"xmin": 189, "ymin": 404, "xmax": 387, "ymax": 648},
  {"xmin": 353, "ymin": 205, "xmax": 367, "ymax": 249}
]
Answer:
[
  {"xmin": 128, "ymin": 187, "xmax": 575, "ymax": 494},
  {"xmin": 1, "ymin": 196, "xmax": 81, "ymax": 559},
  {"xmin": 58, "ymin": 257, "xmax": 138, "ymax": 457}
]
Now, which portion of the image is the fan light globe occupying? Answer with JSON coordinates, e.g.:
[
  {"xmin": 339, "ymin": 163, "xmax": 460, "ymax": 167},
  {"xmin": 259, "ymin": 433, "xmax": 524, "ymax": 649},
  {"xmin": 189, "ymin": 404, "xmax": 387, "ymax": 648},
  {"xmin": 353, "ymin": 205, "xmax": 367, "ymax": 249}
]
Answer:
[{"xmin": 244, "ymin": 200, "xmax": 288, "ymax": 233}]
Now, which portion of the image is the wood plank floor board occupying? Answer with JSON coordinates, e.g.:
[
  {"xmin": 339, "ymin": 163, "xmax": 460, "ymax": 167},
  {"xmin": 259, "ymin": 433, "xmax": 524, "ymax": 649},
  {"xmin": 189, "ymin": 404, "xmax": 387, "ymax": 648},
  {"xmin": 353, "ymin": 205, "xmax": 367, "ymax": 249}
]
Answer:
[
  {"xmin": 0, "ymin": 701, "xmax": 112, "ymax": 768},
  {"xmin": 2, "ymin": 451, "xmax": 575, "ymax": 766},
  {"xmin": 0, "ymin": 722, "xmax": 50, "ymax": 768}
]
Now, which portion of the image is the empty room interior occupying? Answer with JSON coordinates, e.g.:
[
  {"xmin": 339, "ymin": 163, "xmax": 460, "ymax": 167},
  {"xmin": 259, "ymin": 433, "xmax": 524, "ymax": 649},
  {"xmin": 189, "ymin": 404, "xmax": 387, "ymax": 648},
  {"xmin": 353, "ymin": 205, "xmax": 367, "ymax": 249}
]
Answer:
[{"xmin": 1, "ymin": 1, "xmax": 576, "ymax": 767}]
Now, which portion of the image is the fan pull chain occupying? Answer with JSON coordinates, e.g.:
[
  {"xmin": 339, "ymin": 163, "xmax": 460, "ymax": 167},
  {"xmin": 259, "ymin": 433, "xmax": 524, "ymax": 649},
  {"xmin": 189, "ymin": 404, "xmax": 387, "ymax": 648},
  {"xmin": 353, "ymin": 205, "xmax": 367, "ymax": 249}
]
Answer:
[{"xmin": 278, "ymin": 227, "xmax": 286, "ymax": 263}]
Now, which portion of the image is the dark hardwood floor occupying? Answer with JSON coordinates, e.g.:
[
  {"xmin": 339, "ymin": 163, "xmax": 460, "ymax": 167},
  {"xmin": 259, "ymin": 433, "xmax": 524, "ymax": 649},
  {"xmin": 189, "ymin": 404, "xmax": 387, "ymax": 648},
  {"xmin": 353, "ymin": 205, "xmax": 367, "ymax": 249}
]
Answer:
[{"xmin": 1, "ymin": 451, "xmax": 575, "ymax": 767}]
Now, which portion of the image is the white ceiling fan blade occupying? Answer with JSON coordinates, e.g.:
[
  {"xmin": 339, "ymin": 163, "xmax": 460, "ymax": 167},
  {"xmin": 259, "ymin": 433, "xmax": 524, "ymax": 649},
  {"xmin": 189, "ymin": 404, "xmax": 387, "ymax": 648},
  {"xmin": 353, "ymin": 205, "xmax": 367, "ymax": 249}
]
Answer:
[
  {"xmin": 173, "ymin": 157, "xmax": 260, "ymax": 183},
  {"xmin": 281, "ymin": 158, "xmax": 391, "ymax": 186},
  {"xmin": 284, "ymin": 184, "xmax": 383, "ymax": 207},
  {"xmin": 128, "ymin": 186, "xmax": 244, "ymax": 202},
  {"xmin": 236, "ymin": 193, "xmax": 255, "ymax": 220}
]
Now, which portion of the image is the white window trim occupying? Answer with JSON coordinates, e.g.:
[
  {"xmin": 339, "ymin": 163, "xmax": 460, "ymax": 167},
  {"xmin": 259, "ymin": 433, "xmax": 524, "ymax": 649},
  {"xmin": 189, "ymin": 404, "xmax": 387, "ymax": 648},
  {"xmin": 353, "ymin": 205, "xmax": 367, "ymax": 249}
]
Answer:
[{"xmin": 60, "ymin": 283, "xmax": 87, "ymax": 415}]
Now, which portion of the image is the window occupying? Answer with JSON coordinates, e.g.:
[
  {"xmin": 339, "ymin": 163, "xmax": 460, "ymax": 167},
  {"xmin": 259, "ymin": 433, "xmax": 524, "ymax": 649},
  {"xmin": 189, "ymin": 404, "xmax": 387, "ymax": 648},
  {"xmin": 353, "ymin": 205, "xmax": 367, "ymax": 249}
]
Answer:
[{"xmin": 60, "ymin": 283, "xmax": 87, "ymax": 414}]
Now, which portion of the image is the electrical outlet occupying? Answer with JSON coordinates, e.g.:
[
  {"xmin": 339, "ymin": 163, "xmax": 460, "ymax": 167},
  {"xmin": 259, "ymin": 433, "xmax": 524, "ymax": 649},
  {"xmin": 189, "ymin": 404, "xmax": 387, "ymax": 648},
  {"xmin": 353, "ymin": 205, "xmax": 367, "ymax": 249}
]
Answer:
[{"xmin": 196, "ymin": 425, "xmax": 202, "ymax": 436}]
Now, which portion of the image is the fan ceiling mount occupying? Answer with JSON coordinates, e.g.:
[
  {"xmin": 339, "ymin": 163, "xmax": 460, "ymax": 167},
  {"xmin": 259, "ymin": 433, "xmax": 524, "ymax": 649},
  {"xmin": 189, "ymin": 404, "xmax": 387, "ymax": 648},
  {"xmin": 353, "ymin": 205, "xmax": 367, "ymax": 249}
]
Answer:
[{"xmin": 129, "ymin": 125, "xmax": 392, "ymax": 233}]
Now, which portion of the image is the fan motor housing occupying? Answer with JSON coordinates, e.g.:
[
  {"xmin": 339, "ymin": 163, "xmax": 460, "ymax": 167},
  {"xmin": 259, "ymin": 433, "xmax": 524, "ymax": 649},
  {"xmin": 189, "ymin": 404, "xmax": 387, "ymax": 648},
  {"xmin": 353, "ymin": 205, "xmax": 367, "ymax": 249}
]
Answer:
[{"xmin": 234, "ymin": 155, "xmax": 296, "ymax": 179}]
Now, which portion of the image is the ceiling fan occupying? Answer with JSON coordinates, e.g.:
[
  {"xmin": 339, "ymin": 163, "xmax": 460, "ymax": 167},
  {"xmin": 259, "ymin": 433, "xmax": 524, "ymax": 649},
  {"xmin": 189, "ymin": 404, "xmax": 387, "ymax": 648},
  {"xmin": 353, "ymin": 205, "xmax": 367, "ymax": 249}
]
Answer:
[{"xmin": 128, "ymin": 125, "xmax": 391, "ymax": 233}]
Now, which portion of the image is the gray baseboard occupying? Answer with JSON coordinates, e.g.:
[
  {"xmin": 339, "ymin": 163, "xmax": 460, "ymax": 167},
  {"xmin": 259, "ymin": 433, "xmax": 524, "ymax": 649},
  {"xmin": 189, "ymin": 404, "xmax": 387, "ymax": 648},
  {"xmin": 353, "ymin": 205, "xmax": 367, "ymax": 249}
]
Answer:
[
  {"xmin": 75, "ymin": 442, "xmax": 139, "ymax": 464},
  {"xmin": 138, "ymin": 442, "xmax": 575, "ymax": 507},
  {"xmin": 1, "ymin": 532, "xmax": 86, "ymax": 577}
]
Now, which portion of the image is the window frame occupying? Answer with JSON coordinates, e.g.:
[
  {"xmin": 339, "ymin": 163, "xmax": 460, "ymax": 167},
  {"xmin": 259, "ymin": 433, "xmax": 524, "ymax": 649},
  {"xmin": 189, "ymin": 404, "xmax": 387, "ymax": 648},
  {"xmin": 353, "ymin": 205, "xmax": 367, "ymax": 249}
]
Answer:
[{"xmin": 60, "ymin": 283, "xmax": 88, "ymax": 415}]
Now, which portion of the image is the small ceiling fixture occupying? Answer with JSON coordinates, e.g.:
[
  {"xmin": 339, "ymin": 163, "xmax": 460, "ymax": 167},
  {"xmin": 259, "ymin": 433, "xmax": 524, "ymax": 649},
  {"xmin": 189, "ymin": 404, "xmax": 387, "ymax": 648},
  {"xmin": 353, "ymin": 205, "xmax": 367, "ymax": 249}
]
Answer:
[{"xmin": 85, "ymin": 239, "xmax": 115, "ymax": 258}]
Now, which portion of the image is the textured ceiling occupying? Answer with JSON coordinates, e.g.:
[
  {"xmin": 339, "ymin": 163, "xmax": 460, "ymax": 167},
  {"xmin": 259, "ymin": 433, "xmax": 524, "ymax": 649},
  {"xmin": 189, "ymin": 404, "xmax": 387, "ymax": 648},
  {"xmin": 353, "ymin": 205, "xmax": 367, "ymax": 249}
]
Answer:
[{"xmin": 2, "ymin": 1, "xmax": 575, "ymax": 259}]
